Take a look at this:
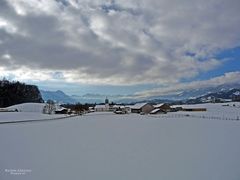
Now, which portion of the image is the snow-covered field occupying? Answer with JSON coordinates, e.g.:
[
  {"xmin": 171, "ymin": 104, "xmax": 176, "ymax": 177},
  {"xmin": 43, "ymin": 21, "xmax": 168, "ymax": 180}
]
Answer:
[
  {"xmin": 171, "ymin": 102, "xmax": 240, "ymax": 119},
  {"xmin": 0, "ymin": 103, "xmax": 240, "ymax": 180}
]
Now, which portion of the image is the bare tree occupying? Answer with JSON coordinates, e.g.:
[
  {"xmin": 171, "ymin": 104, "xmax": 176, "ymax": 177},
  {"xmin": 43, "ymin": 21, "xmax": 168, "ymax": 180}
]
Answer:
[{"xmin": 43, "ymin": 99, "xmax": 56, "ymax": 114}]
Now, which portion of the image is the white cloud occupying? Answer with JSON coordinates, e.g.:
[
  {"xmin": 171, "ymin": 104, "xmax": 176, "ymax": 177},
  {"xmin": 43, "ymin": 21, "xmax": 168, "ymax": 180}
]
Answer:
[
  {"xmin": 7, "ymin": 0, "xmax": 60, "ymax": 16},
  {"xmin": 0, "ymin": 66, "xmax": 59, "ymax": 82},
  {"xmin": 0, "ymin": 0, "xmax": 239, "ymax": 85},
  {"xmin": 0, "ymin": 17, "xmax": 17, "ymax": 34},
  {"xmin": 2, "ymin": 53, "xmax": 11, "ymax": 59}
]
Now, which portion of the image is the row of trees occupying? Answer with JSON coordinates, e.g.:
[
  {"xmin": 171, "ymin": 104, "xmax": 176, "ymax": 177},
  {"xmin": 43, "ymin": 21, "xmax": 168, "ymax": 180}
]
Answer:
[
  {"xmin": 42, "ymin": 101, "xmax": 95, "ymax": 115},
  {"xmin": 62, "ymin": 103, "xmax": 92, "ymax": 113}
]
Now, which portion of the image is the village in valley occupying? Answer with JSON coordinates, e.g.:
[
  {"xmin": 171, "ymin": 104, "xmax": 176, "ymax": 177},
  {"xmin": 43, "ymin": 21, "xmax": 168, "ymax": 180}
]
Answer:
[
  {"xmin": 0, "ymin": 79, "xmax": 239, "ymax": 121},
  {"xmin": 0, "ymin": 96, "xmax": 216, "ymax": 117},
  {"xmin": 91, "ymin": 97, "xmax": 207, "ymax": 115},
  {"xmin": 1, "ymin": 95, "xmax": 240, "ymax": 123}
]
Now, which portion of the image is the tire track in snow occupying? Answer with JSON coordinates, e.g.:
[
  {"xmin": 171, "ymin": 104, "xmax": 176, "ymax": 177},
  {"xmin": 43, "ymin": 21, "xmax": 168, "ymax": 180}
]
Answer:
[{"xmin": 0, "ymin": 114, "xmax": 80, "ymax": 125}]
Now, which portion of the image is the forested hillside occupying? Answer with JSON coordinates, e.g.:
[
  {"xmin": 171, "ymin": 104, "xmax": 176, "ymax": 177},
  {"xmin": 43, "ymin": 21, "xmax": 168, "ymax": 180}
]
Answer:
[{"xmin": 0, "ymin": 79, "xmax": 43, "ymax": 107}]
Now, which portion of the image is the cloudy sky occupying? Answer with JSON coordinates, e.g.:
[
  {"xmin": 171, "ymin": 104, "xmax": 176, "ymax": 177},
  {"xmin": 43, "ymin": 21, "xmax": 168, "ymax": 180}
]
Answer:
[{"xmin": 0, "ymin": 0, "xmax": 240, "ymax": 97}]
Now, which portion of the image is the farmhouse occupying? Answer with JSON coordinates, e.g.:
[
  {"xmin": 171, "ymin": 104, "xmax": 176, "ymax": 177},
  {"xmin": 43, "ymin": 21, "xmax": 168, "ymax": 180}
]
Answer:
[
  {"xmin": 182, "ymin": 108, "xmax": 207, "ymax": 112},
  {"xmin": 110, "ymin": 105, "xmax": 120, "ymax": 112},
  {"xmin": 55, "ymin": 107, "xmax": 69, "ymax": 114},
  {"xmin": 232, "ymin": 92, "xmax": 240, "ymax": 102},
  {"xmin": 131, "ymin": 103, "xmax": 154, "ymax": 114},
  {"xmin": 114, "ymin": 106, "xmax": 128, "ymax": 114},
  {"xmin": 153, "ymin": 103, "xmax": 171, "ymax": 112},
  {"xmin": 55, "ymin": 104, "xmax": 70, "ymax": 114},
  {"xmin": 172, "ymin": 104, "xmax": 207, "ymax": 112}
]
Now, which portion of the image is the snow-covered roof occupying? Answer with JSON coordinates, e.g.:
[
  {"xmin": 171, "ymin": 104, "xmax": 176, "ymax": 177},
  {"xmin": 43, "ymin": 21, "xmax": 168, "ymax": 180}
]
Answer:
[
  {"xmin": 150, "ymin": 108, "xmax": 161, "ymax": 114},
  {"xmin": 113, "ymin": 105, "xmax": 126, "ymax": 108},
  {"xmin": 55, "ymin": 107, "xmax": 67, "ymax": 111},
  {"xmin": 95, "ymin": 105, "xmax": 106, "ymax": 109},
  {"xmin": 153, "ymin": 103, "xmax": 171, "ymax": 108},
  {"xmin": 153, "ymin": 103, "xmax": 165, "ymax": 108},
  {"xmin": 131, "ymin": 103, "xmax": 149, "ymax": 109}
]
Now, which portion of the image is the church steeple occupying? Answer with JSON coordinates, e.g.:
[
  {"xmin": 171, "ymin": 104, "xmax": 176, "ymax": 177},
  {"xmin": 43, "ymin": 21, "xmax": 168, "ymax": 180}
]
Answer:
[
  {"xmin": 105, "ymin": 97, "xmax": 110, "ymax": 111},
  {"xmin": 105, "ymin": 97, "xmax": 109, "ymax": 104}
]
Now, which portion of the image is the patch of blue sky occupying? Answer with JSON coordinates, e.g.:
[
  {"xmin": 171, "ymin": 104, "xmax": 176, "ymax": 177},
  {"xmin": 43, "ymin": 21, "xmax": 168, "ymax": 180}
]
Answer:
[{"xmin": 185, "ymin": 47, "xmax": 240, "ymax": 82}]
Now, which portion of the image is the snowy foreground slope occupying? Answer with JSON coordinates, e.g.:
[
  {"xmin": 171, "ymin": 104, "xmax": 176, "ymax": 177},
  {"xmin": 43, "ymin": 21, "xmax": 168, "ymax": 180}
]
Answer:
[
  {"xmin": 7, "ymin": 103, "xmax": 46, "ymax": 113},
  {"xmin": 0, "ymin": 110, "xmax": 240, "ymax": 180},
  {"xmin": 0, "ymin": 103, "xmax": 65, "ymax": 123},
  {"xmin": 0, "ymin": 112, "xmax": 65, "ymax": 122}
]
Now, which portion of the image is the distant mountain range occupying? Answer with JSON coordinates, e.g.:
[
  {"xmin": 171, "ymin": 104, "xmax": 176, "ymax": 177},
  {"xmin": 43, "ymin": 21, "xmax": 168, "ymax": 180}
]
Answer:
[
  {"xmin": 40, "ymin": 90, "xmax": 77, "ymax": 104},
  {"xmin": 150, "ymin": 83, "xmax": 240, "ymax": 100},
  {"xmin": 40, "ymin": 90, "xmax": 139, "ymax": 104},
  {"xmin": 40, "ymin": 83, "xmax": 240, "ymax": 104},
  {"xmin": 185, "ymin": 88, "xmax": 240, "ymax": 104}
]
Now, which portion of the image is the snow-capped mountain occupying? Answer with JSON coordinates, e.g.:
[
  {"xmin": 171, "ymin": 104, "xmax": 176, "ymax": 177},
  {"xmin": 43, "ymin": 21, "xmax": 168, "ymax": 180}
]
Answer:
[
  {"xmin": 183, "ymin": 88, "xmax": 240, "ymax": 104},
  {"xmin": 152, "ymin": 83, "xmax": 240, "ymax": 100},
  {"xmin": 40, "ymin": 90, "xmax": 76, "ymax": 104}
]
